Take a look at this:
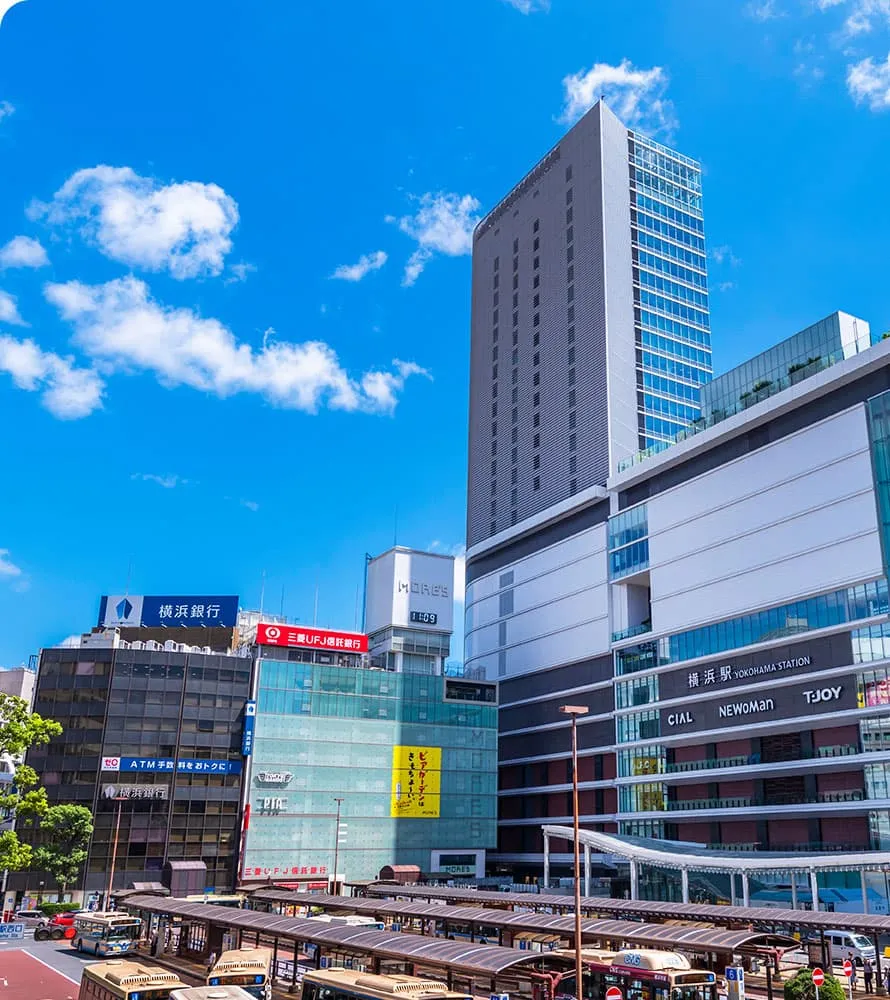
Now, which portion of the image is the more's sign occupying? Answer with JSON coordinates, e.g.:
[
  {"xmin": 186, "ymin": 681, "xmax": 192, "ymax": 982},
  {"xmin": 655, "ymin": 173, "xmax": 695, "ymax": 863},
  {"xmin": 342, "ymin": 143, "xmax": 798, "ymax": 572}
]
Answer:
[{"xmin": 256, "ymin": 623, "xmax": 368, "ymax": 653}]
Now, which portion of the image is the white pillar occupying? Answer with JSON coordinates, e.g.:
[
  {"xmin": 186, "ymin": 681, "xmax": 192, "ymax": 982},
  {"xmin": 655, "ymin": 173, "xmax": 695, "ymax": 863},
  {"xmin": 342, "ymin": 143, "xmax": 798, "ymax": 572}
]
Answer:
[
  {"xmin": 543, "ymin": 831, "xmax": 550, "ymax": 889},
  {"xmin": 584, "ymin": 844, "xmax": 591, "ymax": 898},
  {"xmin": 742, "ymin": 871, "xmax": 750, "ymax": 908},
  {"xmin": 630, "ymin": 860, "xmax": 639, "ymax": 900},
  {"xmin": 810, "ymin": 870, "xmax": 820, "ymax": 911},
  {"xmin": 861, "ymin": 870, "xmax": 870, "ymax": 914},
  {"xmin": 729, "ymin": 872, "xmax": 736, "ymax": 907},
  {"xmin": 791, "ymin": 873, "xmax": 798, "ymax": 910},
  {"xmin": 681, "ymin": 868, "xmax": 690, "ymax": 904}
]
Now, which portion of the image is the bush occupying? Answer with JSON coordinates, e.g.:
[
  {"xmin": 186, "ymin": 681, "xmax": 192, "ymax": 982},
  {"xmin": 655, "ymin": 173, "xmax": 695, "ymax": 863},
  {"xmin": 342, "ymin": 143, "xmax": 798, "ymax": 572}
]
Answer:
[
  {"xmin": 784, "ymin": 968, "xmax": 845, "ymax": 1000},
  {"xmin": 39, "ymin": 902, "xmax": 77, "ymax": 917}
]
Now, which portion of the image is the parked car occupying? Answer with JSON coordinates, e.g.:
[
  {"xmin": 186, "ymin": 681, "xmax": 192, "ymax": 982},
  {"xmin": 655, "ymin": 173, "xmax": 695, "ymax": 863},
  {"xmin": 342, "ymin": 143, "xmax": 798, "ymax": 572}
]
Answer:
[
  {"xmin": 48, "ymin": 912, "xmax": 80, "ymax": 927},
  {"xmin": 11, "ymin": 909, "xmax": 46, "ymax": 927}
]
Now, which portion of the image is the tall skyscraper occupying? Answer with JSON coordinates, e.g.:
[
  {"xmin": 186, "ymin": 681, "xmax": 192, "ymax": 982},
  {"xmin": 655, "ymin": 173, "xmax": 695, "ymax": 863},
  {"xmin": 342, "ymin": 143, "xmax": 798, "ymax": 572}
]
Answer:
[{"xmin": 467, "ymin": 101, "xmax": 711, "ymax": 549}]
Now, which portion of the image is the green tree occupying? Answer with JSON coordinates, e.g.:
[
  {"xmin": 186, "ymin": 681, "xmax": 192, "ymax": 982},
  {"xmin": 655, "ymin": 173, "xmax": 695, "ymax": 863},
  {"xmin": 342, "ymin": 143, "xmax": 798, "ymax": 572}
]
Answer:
[
  {"xmin": 0, "ymin": 693, "xmax": 63, "ymax": 871},
  {"xmin": 33, "ymin": 804, "xmax": 93, "ymax": 894},
  {"xmin": 784, "ymin": 969, "xmax": 845, "ymax": 1000}
]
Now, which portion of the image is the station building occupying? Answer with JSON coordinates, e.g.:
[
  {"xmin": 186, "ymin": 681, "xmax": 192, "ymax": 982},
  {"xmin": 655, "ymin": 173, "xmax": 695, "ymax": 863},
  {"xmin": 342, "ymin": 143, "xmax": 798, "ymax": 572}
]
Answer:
[
  {"xmin": 240, "ymin": 550, "xmax": 498, "ymax": 886},
  {"xmin": 465, "ymin": 312, "xmax": 890, "ymax": 883}
]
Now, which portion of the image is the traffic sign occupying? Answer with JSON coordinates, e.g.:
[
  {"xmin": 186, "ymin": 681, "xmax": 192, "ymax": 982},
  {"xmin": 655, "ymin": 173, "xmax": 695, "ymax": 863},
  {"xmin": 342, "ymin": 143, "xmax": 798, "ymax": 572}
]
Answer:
[
  {"xmin": 605, "ymin": 987, "xmax": 623, "ymax": 1000},
  {"xmin": 813, "ymin": 969, "xmax": 825, "ymax": 988},
  {"xmin": 843, "ymin": 960, "xmax": 853, "ymax": 979},
  {"xmin": 0, "ymin": 923, "xmax": 24, "ymax": 940}
]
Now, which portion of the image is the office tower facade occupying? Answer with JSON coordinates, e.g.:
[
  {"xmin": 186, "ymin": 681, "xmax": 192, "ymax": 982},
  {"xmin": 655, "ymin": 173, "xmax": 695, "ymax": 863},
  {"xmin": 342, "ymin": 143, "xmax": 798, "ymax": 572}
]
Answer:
[{"xmin": 467, "ymin": 101, "xmax": 711, "ymax": 550}]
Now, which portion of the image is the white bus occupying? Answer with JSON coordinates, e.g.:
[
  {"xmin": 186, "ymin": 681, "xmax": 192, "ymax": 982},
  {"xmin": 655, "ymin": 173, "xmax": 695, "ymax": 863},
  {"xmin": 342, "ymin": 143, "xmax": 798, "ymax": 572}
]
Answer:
[
  {"xmin": 71, "ymin": 912, "xmax": 143, "ymax": 957},
  {"xmin": 78, "ymin": 960, "xmax": 184, "ymax": 1000},
  {"xmin": 207, "ymin": 947, "xmax": 272, "ymax": 1000}
]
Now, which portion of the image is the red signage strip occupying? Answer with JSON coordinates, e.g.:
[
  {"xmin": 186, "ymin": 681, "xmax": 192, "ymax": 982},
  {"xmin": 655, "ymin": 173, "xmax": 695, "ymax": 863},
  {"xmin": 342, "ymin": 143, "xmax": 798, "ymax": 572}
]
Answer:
[{"xmin": 256, "ymin": 623, "xmax": 368, "ymax": 653}]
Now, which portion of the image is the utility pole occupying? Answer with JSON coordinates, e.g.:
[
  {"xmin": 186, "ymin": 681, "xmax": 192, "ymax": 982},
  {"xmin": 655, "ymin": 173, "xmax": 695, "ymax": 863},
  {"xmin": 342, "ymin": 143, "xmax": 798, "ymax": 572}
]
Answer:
[
  {"xmin": 332, "ymin": 797, "xmax": 345, "ymax": 896},
  {"xmin": 106, "ymin": 796, "xmax": 126, "ymax": 910},
  {"xmin": 560, "ymin": 704, "xmax": 589, "ymax": 1000}
]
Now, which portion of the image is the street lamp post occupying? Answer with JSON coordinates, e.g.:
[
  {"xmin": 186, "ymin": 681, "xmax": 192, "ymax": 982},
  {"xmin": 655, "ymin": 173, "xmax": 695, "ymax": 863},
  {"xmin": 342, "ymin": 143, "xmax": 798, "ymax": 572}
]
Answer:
[
  {"xmin": 332, "ymin": 797, "xmax": 344, "ymax": 896},
  {"xmin": 106, "ymin": 796, "xmax": 126, "ymax": 910},
  {"xmin": 560, "ymin": 704, "xmax": 589, "ymax": 1000}
]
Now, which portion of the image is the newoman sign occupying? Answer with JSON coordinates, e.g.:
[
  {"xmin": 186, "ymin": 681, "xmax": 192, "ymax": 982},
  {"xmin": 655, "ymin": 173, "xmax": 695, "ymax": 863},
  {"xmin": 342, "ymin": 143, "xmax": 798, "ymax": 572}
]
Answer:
[{"xmin": 660, "ymin": 676, "xmax": 858, "ymax": 734}]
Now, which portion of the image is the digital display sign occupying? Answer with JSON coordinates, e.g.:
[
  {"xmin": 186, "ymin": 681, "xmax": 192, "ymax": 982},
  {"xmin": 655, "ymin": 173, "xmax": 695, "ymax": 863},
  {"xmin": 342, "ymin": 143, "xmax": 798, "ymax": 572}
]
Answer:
[{"xmin": 410, "ymin": 611, "xmax": 438, "ymax": 625}]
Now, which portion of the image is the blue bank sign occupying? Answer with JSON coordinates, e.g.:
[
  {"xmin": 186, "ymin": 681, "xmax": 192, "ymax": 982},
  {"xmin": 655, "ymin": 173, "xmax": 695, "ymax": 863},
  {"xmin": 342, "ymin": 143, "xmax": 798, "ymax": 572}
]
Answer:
[
  {"xmin": 98, "ymin": 595, "xmax": 239, "ymax": 628},
  {"xmin": 101, "ymin": 756, "xmax": 242, "ymax": 775},
  {"xmin": 242, "ymin": 700, "xmax": 257, "ymax": 757}
]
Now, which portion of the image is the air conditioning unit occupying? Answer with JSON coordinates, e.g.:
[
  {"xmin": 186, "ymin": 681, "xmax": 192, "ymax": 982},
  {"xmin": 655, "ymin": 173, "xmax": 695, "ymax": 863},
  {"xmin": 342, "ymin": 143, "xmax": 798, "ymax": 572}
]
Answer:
[
  {"xmin": 129, "ymin": 640, "xmax": 144, "ymax": 650},
  {"xmin": 163, "ymin": 640, "xmax": 177, "ymax": 651},
  {"xmin": 145, "ymin": 640, "xmax": 162, "ymax": 651},
  {"xmin": 201, "ymin": 646, "xmax": 211, "ymax": 654}
]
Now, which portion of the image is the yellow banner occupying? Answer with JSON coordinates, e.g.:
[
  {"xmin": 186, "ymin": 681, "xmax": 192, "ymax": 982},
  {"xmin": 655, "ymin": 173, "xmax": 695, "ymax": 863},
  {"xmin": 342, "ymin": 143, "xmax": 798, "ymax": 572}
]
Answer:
[{"xmin": 390, "ymin": 745, "xmax": 441, "ymax": 818}]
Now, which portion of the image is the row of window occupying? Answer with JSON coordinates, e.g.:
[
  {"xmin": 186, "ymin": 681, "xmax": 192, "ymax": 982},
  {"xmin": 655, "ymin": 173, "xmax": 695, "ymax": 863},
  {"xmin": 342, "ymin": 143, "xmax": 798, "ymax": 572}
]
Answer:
[
  {"xmin": 629, "ymin": 134, "xmax": 702, "ymax": 192},
  {"xmin": 642, "ymin": 390, "xmax": 701, "ymax": 424},
  {"xmin": 635, "ymin": 229, "xmax": 708, "ymax": 271},
  {"xmin": 640, "ymin": 330, "xmax": 712, "ymax": 367},
  {"xmin": 637, "ymin": 267, "xmax": 710, "ymax": 310},
  {"xmin": 642, "ymin": 372, "xmax": 702, "ymax": 404},
  {"xmin": 642, "ymin": 413, "xmax": 689, "ymax": 442},
  {"xmin": 617, "ymin": 578, "xmax": 890, "ymax": 675},
  {"xmin": 639, "ymin": 308, "xmax": 711, "ymax": 348},
  {"xmin": 636, "ymin": 248, "xmax": 707, "ymax": 287},
  {"xmin": 630, "ymin": 168, "xmax": 703, "ymax": 216},
  {"xmin": 640, "ymin": 289, "xmax": 710, "ymax": 332},
  {"xmin": 633, "ymin": 209, "xmax": 707, "ymax": 253},
  {"xmin": 641, "ymin": 349, "xmax": 711, "ymax": 385},
  {"xmin": 634, "ymin": 192, "xmax": 705, "ymax": 236}
]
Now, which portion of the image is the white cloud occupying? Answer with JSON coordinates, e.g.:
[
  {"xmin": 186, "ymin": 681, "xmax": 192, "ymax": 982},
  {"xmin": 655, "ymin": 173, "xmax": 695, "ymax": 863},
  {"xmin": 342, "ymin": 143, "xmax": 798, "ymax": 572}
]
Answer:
[
  {"xmin": 131, "ymin": 473, "xmax": 187, "ymax": 489},
  {"xmin": 0, "ymin": 334, "xmax": 104, "ymax": 418},
  {"xmin": 502, "ymin": 0, "xmax": 549, "ymax": 12},
  {"xmin": 848, "ymin": 54, "xmax": 890, "ymax": 107},
  {"xmin": 31, "ymin": 165, "xmax": 239, "ymax": 280},
  {"xmin": 225, "ymin": 261, "xmax": 257, "ymax": 284},
  {"xmin": 240, "ymin": 499, "xmax": 260, "ymax": 512},
  {"xmin": 0, "ymin": 1, "xmax": 27, "ymax": 29},
  {"xmin": 45, "ymin": 275, "xmax": 428, "ymax": 414},
  {"xmin": 0, "ymin": 100, "xmax": 13, "ymax": 123},
  {"xmin": 389, "ymin": 193, "xmax": 481, "ymax": 286},
  {"xmin": 717, "ymin": 281, "xmax": 737, "ymax": 292},
  {"xmin": 747, "ymin": 0, "xmax": 784, "ymax": 20},
  {"xmin": 710, "ymin": 244, "xmax": 742, "ymax": 267},
  {"xmin": 0, "ymin": 235, "xmax": 49, "ymax": 269},
  {"xmin": 330, "ymin": 250, "xmax": 388, "ymax": 282},
  {"xmin": 815, "ymin": 0, "xmax": 890, "ymax": 34},
  {"xmin": 0, "ymin": 548, "xmax": 22, "ymax": 579},
  {"xmin": 0, "ymin": 289, "xmax": 26, "ymax": 325},
  {"xmin": 559, "ymin": 59, "xmax": 677, "ymax": 137}
]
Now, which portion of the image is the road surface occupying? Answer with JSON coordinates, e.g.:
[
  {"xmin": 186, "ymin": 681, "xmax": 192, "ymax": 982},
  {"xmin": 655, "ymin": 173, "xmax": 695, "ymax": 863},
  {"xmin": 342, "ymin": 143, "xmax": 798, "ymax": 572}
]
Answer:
[{"xmin": 0, "ymin": 948, "xmax": 79, "ymax": 1000}]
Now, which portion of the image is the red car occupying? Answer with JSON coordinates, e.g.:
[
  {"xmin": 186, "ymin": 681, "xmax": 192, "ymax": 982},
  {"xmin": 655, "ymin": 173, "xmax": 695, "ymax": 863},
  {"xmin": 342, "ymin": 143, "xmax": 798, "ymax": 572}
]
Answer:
[{"xmin": 33, "ymin": 912, "xmax": 81, "ymax": 941}]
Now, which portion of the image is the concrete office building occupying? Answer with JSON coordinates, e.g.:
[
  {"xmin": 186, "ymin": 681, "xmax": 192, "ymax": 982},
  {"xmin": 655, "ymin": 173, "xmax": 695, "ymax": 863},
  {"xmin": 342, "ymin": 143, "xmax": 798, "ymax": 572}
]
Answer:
[
  {"xmin": 19, "ymin": 595, "xmax": 253, "ymax": 896},
  {"xmin": 467, "ymin": 99, "xmax": 710, "ymax": 548},
  {"xmin": 0, "ymin": 666, "xmax": 36, "ymax": 705},
  {"xmin": 468, "ymin": 308, "xmax": 890, "ymax": 891}
]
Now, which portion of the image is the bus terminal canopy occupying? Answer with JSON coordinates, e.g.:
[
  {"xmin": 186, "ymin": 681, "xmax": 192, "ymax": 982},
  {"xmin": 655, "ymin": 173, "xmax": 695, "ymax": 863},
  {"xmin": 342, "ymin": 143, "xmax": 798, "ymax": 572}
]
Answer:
[
  {"xmin": 121, "ymin": 895, "xmax": 569, "ymax": 979},
  {"xmin": 250, "ymin": 890, "xmax": 797, "ymax": 955},
  {"xmin": 360, "ymin": 882, "xmax": 890, "ymax": 937}
]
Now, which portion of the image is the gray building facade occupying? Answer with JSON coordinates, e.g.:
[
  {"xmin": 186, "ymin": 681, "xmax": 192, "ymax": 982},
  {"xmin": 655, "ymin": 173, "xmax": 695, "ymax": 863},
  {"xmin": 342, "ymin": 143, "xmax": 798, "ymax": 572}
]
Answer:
[{"xmin": 467, "ymin": 101, "xmax": 711, "ymax": 548}]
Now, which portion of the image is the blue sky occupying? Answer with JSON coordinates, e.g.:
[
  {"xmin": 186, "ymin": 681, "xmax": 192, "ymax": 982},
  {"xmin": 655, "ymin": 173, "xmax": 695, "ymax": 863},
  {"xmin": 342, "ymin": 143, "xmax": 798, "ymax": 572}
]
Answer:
[{"xmin": 0, "ymin": 0, "xmax": 889, "ymax": 668}]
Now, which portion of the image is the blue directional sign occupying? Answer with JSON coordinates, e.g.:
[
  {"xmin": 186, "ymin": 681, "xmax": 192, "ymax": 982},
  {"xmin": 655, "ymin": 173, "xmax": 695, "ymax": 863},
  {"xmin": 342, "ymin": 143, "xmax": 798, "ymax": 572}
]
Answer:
[
  {"xmin": 98, "ymin": 595, "xmax": 239, "ymax": 628},
  {"xmin": 0, "ymin": 923, "xmax": 24, "ymax": 940}
]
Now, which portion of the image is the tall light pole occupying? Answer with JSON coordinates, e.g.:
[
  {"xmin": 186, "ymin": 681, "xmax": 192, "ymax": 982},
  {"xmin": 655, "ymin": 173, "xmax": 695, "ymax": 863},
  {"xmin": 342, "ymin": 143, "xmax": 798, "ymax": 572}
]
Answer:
[
  {"xmin": 106, "ymin": 796, "xmax": 126, "ymax": 910},
  {"xmin": 560, "ymin": 704, "xmax": 588, "ymax": 1000},
  {"xmin": 332, "ymin": 797, "xmax": 344, "ymax": 895}
]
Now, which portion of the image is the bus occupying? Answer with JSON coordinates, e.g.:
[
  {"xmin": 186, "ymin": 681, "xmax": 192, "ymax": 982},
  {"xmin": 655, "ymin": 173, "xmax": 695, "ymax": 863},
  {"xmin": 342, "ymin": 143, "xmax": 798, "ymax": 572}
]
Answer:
[
  {"xmin": 554, "ymin": 948, "xmax": 719, "ymax": 1000},
  {"xmin": 171, "ymin": 989, "xmax": 255, "ymax": 999},
  {"xmin": 72, "ymin": 913, "xmax": 143, "ymax": 957},
  {"xmin": 301, "ymin": 969, "xmax": 473, "ymax": 1000},
  {"xmin": 207, "ymin": 947, "xmax": 272, "ymax": 1000},
  {"xmin": 78, "ymin": 960, "xmax": 185, "ymax": 1000}
]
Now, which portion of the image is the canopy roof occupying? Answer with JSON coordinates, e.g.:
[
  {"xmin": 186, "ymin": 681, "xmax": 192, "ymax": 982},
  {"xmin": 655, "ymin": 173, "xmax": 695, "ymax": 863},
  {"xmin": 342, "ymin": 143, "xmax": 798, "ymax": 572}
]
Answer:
[
  {"xmin": 122, "ymin": 895, "xmax": 566, "ymax": 977},
  {"xmin": 249, "ymin": 890, "xmax": 796, "ymax": 953}
]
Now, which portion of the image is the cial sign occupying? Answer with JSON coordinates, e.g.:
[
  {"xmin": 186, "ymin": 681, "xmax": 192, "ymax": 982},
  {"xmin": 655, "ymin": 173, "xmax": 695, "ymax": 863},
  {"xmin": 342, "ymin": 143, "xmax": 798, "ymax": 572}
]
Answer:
[
  {"xmin": 242, "ymin": 700, "xmax": 257, "ymax": 757},
  {"xmin": 256, "ymin": 623, "xmax": 368, "ymax": 653},
  {"xmin": 98, "ymin": 594, "xmax": 239, "ymax": 628},
  {"xmin": 103, "ymin": 784, "xmax": 168, "ymax": 800},
  {"xmin": 101, "ymin": 756, "xmax": 242, "ymax": 774},
  {"xmin": 256, "ymin": 772, "xmax": 293, "ymax": 784}
]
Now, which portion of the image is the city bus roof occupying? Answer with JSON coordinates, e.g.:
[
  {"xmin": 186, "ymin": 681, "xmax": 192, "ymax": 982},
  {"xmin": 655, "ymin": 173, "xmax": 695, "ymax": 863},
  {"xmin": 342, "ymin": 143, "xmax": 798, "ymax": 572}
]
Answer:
[
  {"xmin": 83, "ymin": 960, "xmax": 184, "ymax": 989},
  {"xmin": 304, "ymin": 968, "xmax": 471, "ymax": 999},
  {"xmin": 212, "ymin": 947, "xmax": 272, "ymax": 973}
]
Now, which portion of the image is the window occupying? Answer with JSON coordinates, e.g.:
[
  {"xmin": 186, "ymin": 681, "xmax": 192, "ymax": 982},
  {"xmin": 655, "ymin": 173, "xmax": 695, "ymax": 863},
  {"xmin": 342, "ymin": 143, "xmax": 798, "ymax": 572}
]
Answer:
[
  {"xmin": 533, "ymin": 454, "xmax": 540, "ymax": 469},
  {"xmin": 569, "ymin": 411, "xmax": 576, "ymax": 429},
  {"xmin": 569, "ymin": 433, "xmax": 576, "ymax": 451},
  {"xmin": 567, "ymin": 285, "xmax": 574, "ymax": 303},
  {"xmin": 533, "ymin": 476, "xmax": 540, "ymax": 490},
  {"xmin": 493, "ymin": 272, "xmax": 499, "ymax": 288},
  {"xmin": 533, "ymin": 332, "xmax": 540, "ymax": 346},
  {"xmin": 567, "ymin": 265, "xmax": 574, "ymax": 282},
  {"xmin": 513, "ymin": 255, "xmax": 519, "ymax": 271},
  {"xmin": 567, "ymin": 225, "xmax": 574, "ymax": 243},
  {"xmin": 490, "ymin": 520, "xmax": 497, "ymax": 534},
  {"xmin": 511, "ymin": 427, "xmax": 518, "ymax": 444},
  {"xmin": 534, "ymin": 255, "xmax": 540, "ymax": 269},
  {"xmin": 566, "ymin": 207, "xmax": 573, "ymax": 224},
  {"xmin": 492, "ymin": 364, "xmax": 498, "ymax": 380},
  {"xmin": 568, "ymin": 367, "xmax": 575, "ymax": 385},
  {"xmin": 511, "ymin": 368, "xmax": 518, "ymax": 385},
  {"xmin": 568, "ymin": 325, "xmax": 575, "ymax": 343},
  {"xmin": 511, "ymin": 446, "xmax": 517, "ymax": 463},
  {"xmin": 566, "ymin": 188, "xmax": 573, "ymax": 204},
  {"xmin": 565, "ymin": 165, "xmax": 572, "ymax": 181},
  {"xmin": 493, "ymin": 292, "xmax": 499, "ymax": 307},
  {"xmin": 533, "ymin": 372, "xmax": 540, "ymax": 386},
  {"xmin": 490, "ymin": 499, "xmax": 497, "ymax": 514},
  {"xmin": 493, "ymin": 326, "xmax": 498, "ymax": 342},
  {"xmin": 491, "ymin": 460, "xmax": 496, "ymax": 475},
  {"xmin": 511, "ymin": 488, "xmax": 517, "ymax": 505},
  {"xmin": 511, "ymin": 468, "xmax": 517, "ymax": 485},
  {"xmin": 490, "ymin": 480, "xmax": 497, "ymax": 495},
  {"xmin": 534, "ymin": 274, "xmax": 540, "ymax": 288},
  {"xmin": 617, "ymin": 709, "xmax": 660, "ymax": 743},
  {"xmin": 492, "ymin": 345, "xmax": 498, "ymax": 361},
  {"xmin": 491, "ymin": 440, "xmax": 497, "ymax": 456},
  {"xmin": 533, "ymin": 313, "xmax": 540, "ymax": 327},
  {"xmin": 512, "ymin": 331, "xmax": 518, "ymax": 346},
  {"xmin": 512, "ymin": 348, "xmax": 518, "ymax": 365},
  {"xmin": 533, "ymin": 293, "xmax": 540, "ymax": 307},
  {"xmin": 533, "ymin": 412, "xmax": 540, "ymax": 427},
  {"xmin": 491, "ymin": 401, "xmax": 497, "ymax": 417},
  {"xmin": 570, "ymin": 478, "xmax": 577, "ymax": 494},
  {"xmin": 567, "ymin": 244, "xmax": 574, "ymax": 263},
  {"xmin": 533, "ymin": 218, "xmax": 539, "ymax": 233},
  {"xmin": 568, "ymin": 347, "xmax": 575, "ymax": 364},
  {"xmin": 491, "ymin": 421, "xmax": 497, "ymax": 436},
  {"xmin": 533, "ymin": 392, "xmax": 540, "ymax": 406},
  {"xmin": 568, "ymin": 388, "xmax": 576, "ymax": 406},
  {"xmin": 512, "ymin": 310, "xmax": 518, "ymax": 327},
  {"xmin": 569, "ymin": 455, "xmax": 576, "ymax": 473},
  {"xmin": 533, "ymin": 352, "xmax": 540, "ymax": 366},
  {"xmin": 512, "ymin": 292, "xmax": 518, "ymax": 308},
  {"xmin": 513, "ymin": 273, "xmax": 519, "ymax": 289},
  {"xmin": 533, "ymin": 433, "xmax": 540, "ymax": 448},
  {"xmin": 533, "ymin": 237, "xmax": 539, "ymax": 251},
  {"xmin": 494, "ymin": 256, "xmax": 499, "ymax": 271},
  {"xmin": 567, "ymin": 305, "xmax": 574, "ymax": 322},
  {"xmin": 513, "ymin": 237, "xmax": 519, "ymax": 253}
]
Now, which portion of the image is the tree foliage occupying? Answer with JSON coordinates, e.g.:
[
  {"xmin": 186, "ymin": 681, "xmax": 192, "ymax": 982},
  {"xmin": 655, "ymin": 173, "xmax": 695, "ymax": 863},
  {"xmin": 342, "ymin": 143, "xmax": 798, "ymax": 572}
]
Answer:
[
  {"xmin": 784, "ymin": 969, "xmax": 845, "ymax": 1000},
  {"xmin": 33, "ymin": 804, "xmax": 93, "ymax": 892},
  {"xmin": 0, "ymin": 693, "xmax": 63, "ymax": 872}
]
